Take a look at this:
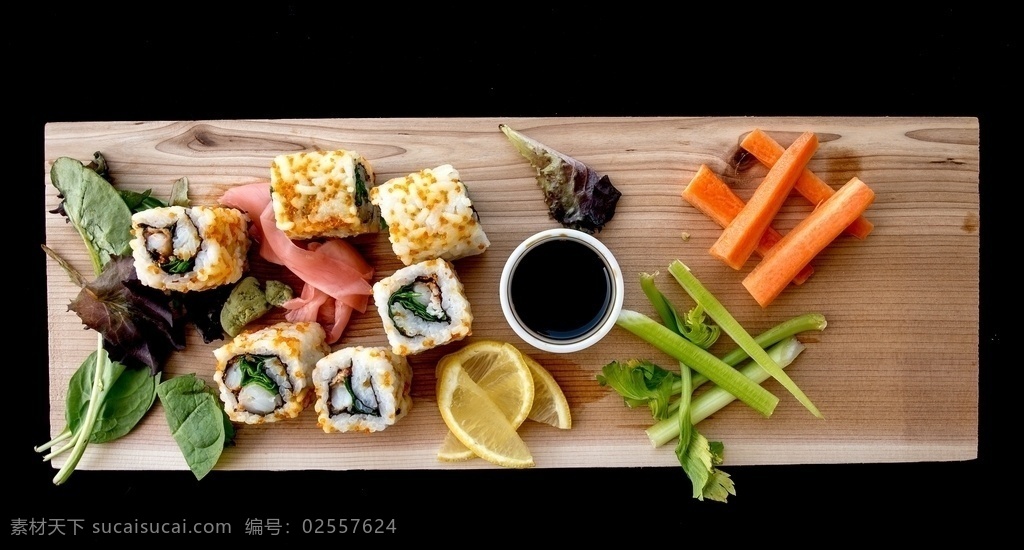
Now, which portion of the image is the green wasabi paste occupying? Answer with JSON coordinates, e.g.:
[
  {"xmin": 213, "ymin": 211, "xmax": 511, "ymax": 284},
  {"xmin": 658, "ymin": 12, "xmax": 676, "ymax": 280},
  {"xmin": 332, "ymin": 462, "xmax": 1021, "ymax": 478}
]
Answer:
[
  {"xmin": 264, "ymin": 280, "xmax": 294, "ymax": 307},
  {"xmin": 220, "ymin": 277, "xmax": 293, "ymax": 337}
]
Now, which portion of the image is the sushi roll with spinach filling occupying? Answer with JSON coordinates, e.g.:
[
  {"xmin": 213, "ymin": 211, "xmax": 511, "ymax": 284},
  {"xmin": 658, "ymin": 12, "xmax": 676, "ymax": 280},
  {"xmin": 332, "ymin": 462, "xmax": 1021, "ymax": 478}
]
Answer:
[
  {"xmin": 270, "ymin": 149, "xmax": 380, "ymax": 240},
  {"xmin": 312, "ymin": 346, "xmax": 413, "ymax": 433},
  {"xmin": 373, "ymin": 258, "xmax": 473, "ymax": 356},
  {"xmin": 213, "ymin": 321, "xmax": 330, "ymax": 424},
  {"xmin": 130, "ymin": 205, "xmax": 250, "ymax": 292}
]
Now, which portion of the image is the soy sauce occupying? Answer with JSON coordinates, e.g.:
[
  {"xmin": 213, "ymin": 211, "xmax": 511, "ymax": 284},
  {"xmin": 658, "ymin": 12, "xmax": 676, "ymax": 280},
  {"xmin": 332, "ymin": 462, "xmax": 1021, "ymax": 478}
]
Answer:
[{"xmin": 509, "ymin": 238, "xmax": 612, "ymax": 342}]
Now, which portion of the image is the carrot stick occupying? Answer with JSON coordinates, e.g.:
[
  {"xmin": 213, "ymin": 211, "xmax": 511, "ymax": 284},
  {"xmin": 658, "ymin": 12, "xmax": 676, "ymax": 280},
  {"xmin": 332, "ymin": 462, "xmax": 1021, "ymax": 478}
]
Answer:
[
  {"xmin": 709, "ymin": 131, "xmax": 818, "ymax": 270},
  {"xmin": 742, "ymin": 177, "xmax": 876, "ymax": 308},
  {"xmin": 741, "ymin": 128, "xmax": 874, "ymax": 239},
  {"xmin": 681, "ymin": 164, "xmax": 814, "ymax": 285}
]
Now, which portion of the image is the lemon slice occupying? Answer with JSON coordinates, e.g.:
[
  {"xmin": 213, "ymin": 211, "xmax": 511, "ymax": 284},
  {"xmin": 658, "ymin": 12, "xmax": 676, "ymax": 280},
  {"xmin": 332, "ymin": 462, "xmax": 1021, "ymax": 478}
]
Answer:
[
  {"xmin": 436, "ymin": 340, "xmax": 535, "ymax": 461},
  {"xmin": 523, "ymin": 354, "xmax": 572, "ymax": 429},
  {"xmin": 436, "ymin": 363, "xmax": 535, "ymax": 468}
]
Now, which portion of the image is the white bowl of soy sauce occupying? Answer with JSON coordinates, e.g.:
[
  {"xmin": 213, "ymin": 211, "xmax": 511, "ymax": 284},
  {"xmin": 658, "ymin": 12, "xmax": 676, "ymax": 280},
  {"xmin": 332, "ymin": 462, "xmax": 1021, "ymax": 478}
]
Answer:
[{"xmin": 500, "ymin": 228, "xmax": 624, "ymax": 353}]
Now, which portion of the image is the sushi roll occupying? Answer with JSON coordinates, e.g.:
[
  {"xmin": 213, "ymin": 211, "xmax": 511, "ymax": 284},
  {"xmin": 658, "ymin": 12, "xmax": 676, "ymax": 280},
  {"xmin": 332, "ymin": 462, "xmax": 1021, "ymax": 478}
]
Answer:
[
  {"xmin": 130, "ymin": 205, "xmax": 250, "ymax": 292},
  {"xmin": 312, "ymin": 346, "xmax": 413, "ymax": 433},
  {"xmin": 373, "ymin": 258, "xmax": 473, "ymax": 356},
  {"xmin": 270, "ymin": 149, "xmax": 379, "ymax": 240},
  {"xmin": 369, "ymin": 164, "xmax": 490, "ymax": 266},
  {"xmin": 213, "ymin": 321, "xmax": 330, "ymax": 424}
]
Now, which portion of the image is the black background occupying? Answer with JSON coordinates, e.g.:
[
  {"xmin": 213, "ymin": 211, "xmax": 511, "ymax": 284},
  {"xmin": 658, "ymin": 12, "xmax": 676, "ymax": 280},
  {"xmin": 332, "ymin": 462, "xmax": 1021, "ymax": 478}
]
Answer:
[{"xmin": 14, "ymin": 3, "xmax": 1011, "ymax": 541}]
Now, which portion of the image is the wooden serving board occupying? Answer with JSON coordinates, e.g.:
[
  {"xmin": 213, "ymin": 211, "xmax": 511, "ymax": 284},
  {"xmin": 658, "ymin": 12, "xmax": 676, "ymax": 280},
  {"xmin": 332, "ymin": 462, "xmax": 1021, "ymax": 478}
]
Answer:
[{"xmin": 42, "ymin": 117, "xmax": 979, "ymax": 472}]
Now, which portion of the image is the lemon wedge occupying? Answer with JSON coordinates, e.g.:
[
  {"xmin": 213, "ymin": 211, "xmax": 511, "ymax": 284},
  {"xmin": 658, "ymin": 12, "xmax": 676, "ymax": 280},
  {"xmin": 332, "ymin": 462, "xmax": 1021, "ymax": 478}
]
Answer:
[
  {"xmin": 436, "ymin": 340, "xmax": 572, "ymax": 463},
  {"xmin": 437, "ymin": 340, "xmax": 536, "ymax": 427},
  {"xmin": 523, "ymin": 354, "xmax": 572, "ymax": 429},
  {"xmin": 436, "ymin": 362, "xmax": 535, "ymax": 468},
  {"xmin": 436, "ymin": 340, "xmax": 535, "ymax": 461}
]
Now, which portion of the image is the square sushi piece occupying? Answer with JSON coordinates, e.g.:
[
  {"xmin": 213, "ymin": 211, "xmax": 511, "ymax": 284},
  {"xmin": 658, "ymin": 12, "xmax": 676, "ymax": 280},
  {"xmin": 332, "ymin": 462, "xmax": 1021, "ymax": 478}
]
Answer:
[
  {"xmin": 312, "ymin": 346, "xmax": 413, "ymax": 433},
  {"xmin": 372, "ymin": 258, "xmax": 473, "ymax": 356},
  {"xmin": 369, "ymin": 164, "xmax": 490, "ymax": 266},
  {"xmin": 270, "ymin": 149, "xmax": 379, "ymax": 239}
]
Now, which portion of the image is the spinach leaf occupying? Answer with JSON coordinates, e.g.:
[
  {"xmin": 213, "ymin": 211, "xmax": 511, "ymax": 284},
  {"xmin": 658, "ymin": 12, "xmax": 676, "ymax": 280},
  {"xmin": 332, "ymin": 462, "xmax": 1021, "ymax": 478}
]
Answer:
[
  {"xmin": 93, "ymin": 367, "xmax": 160, "ymax": 442},
  {"xmin": 119, "ymin": 189, "xmax": 168, "ymax": 213},
  {"xmin": 118, "ymin": 175, "xmax": 189, "ymax": 213},
  {"xmin": 354, "ymin": 163, "xmax": 370, "ymax": 207},
  {"xmin": 237, "ymin": 355, "xmax": 279, "ymax": 393},
  {"xmin": 66, "ymin": 352, "xmax": 160, "ymax": 444},
  {"xmin": 157, "ymin": 374, "xmax": 234, "ymax": 480},
  {"xmin": 161, "ymin": 257, "xmax": 195, "ymax": 274},
  {"xmin": 49, "ymin": 154, "xmax": 134, "ymax": 274},
  {"xmin": 344, "ymin": 376, "xmax": 379, "ymax": 416},
  {"xmin": 387, "ymin": 277, "xmax": 450, "ymax": 337}
]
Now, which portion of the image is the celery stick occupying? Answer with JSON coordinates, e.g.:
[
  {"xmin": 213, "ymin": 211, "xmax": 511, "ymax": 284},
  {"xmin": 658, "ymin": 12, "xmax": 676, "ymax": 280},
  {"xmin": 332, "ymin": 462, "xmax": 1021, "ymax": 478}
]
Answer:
[
  {"xmin": 640, "ymin": 272, "xmax": 681, "ymax": 333},
  {"xmin": 668, "ymin": 260, "xmax": 823, "ymax": 419},
  {"xmin": 615, "ymin": 309, "xmax": 779, "ymax": 417},
  {"xmin": 647, "ymin": 336, "xmax": 807, "ymax": 447},
  {"xmin": 687, "ymin": 312, "xmax": 826, "ymax": 389}
]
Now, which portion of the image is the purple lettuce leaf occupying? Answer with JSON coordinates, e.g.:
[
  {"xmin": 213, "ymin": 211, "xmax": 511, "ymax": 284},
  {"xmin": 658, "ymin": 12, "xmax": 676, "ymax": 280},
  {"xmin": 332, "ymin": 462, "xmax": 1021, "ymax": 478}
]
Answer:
[
  {"xmin": 500, "ymin": 124, "xmax": 622, "ymax": 234},
  {"xmin": 68, "ymin": 256, "xmax": 187, "ymax": 374}
]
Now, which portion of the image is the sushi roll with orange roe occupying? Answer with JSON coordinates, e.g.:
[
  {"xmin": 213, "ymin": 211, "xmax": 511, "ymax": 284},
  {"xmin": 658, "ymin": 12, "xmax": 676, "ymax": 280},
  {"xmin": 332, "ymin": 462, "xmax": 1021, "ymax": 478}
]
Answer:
[
  {"xmin": 270, "ymin": 149, "xmax": 379, "ymax": 240},
  {"xmin": 130, "ymin": 205, "xmax": 250, "ymax": 292},
  {"xmin": 213, "ymin": 321, "xmax": 330, "ymax": 424},
  {"xmin": 369, "ymin": 164, "xmax": 489, "ymax": 266}
]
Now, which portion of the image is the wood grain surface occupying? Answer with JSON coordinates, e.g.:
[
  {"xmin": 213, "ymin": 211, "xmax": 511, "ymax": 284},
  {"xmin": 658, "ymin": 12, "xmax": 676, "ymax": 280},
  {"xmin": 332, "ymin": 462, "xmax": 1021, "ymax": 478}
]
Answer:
[{"xmin": 42, "ymin": 117, "xmax": 979, "ymax": 472}]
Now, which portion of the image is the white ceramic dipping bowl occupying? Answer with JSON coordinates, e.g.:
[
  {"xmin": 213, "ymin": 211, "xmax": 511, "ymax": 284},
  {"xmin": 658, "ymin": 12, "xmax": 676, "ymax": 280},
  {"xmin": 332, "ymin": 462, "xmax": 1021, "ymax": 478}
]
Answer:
[{"xmin": 499, "ymin": 228, "xmax": 624, "ymax": 354}]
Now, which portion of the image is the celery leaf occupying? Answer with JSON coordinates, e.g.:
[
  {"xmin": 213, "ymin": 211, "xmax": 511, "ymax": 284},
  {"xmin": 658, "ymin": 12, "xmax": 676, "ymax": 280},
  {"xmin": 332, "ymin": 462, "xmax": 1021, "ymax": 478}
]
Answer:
[{"xmin": 597, "ymin": 359, "xmax": 679, "ymax": 420}]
